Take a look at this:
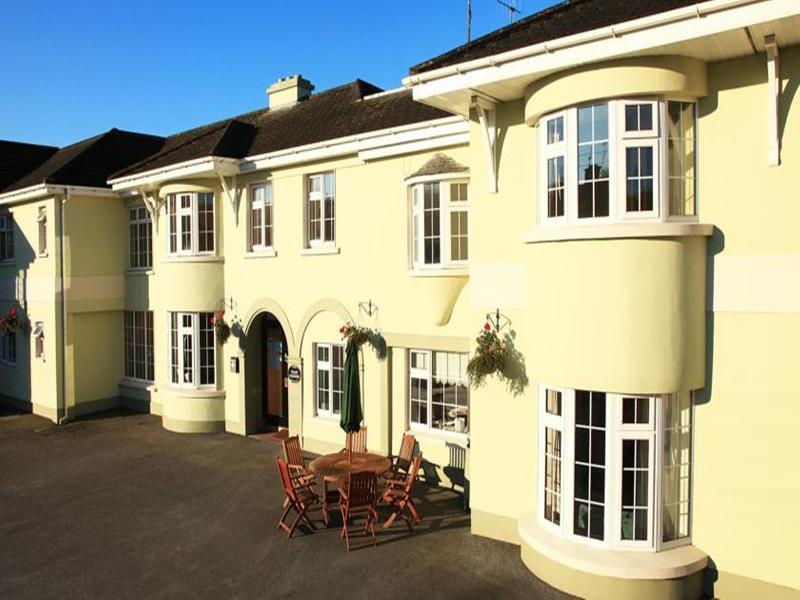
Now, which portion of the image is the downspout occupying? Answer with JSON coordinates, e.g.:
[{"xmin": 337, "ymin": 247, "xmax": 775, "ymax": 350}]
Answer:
[{"xmin": 57, "ymin": 187, "xmax": 71, "ymax": 424}]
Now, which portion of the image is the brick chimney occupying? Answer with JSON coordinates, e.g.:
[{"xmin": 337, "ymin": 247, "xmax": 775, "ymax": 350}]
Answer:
[{"xmin": 267, "ymin": 75, "xmax": 314, "ymax": 109}]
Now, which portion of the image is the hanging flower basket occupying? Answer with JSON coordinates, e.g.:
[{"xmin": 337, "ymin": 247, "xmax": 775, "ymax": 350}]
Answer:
[
  {"xmin": 210, "ymin": 311, "xmax": 230, "ymax": 344},
  {"xmin": 0, "ymin": 306, "xmax": 25, "ymax": 336},
  {"xmin": 467, "ymin": 322, "xmax": 528, "ymax": 396},
  {"xmin": 339, "ymin": 322, "xmax": 387, "ymax": 360}
]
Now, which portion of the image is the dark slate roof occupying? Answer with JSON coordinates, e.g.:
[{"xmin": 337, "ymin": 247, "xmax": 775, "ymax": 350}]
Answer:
[
  {"xmin": 3, "ymin": 129, "xmax": 165, "ymax": 193},
  {"xmin": 410, "ymin": 0, "xmax": 701, "ymax": 74},
  {"xmin": 0, "ymin": 141, "xmax": 59, "ymax": 191},
  {"xmin": 113, "ymin": 80, "xmax": 451, "ymax": 179},
  {"xmin": 407, "ymin": 153, "xmax": 469, "ymax": 179}
]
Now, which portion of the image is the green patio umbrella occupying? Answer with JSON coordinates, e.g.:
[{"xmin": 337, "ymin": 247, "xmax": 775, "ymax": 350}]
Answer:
[{"xmin": 340, "ymin": 340, "xmax": 363, "ymax": 433}]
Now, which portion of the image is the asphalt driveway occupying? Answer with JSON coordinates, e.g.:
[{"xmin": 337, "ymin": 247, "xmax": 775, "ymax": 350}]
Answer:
[{"xmin": 0, "ymin": 407, "xmax": 571, "ymax": 599}]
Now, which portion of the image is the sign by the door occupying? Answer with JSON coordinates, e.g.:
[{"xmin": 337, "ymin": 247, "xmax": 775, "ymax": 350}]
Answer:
[{"xmin": 287, "ymin": 365, "xmax": 301, "ymax": 382}]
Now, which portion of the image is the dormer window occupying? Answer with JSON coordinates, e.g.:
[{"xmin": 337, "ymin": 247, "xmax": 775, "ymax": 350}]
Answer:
[{"xmin": 539, "ymin": 99, "xmax": 696, "ymax": 227}]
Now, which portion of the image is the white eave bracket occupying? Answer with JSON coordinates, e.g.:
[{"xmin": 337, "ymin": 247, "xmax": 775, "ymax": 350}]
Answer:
[
  {"xmin": 766, "ymin": 34, "xmax": 780, "ymax": 167},
  {"xmin": 138, "ymin": 187, "xmax": 164, "ymax": 232},
  {"xmin": 216, "ymin": 172, "xmax": 240, "ymax": 226},
  {"xmin": 471, "ymin": 96, "xmax": 497, "ymax": 193}
]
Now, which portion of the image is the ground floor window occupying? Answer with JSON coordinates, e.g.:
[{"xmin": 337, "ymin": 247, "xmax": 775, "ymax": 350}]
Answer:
[
  {"xmin": 168, "ymin": 312, "xmax": 215, "ymax": 387},
  {"xmin": 538, "ymin": 387, "xmax": 692, "ymax": 551},
  {"xmin": 315, "ymin": 343, "xmax": 343, "ymax": 416},
  {"xmin": 0, "ymin": 330, "xmax": 16, "ymax": 365},
  {"xmin": 408, "ymin": 349, "xmax": 469, "ymax": 433},
  {"xmin": 124, "ymin": 311, "xmax": 154, "ymax": 382}
]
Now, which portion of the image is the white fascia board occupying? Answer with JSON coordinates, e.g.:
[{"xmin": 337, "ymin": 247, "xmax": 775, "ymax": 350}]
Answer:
[
  {"xmin": 405, "ymin": 0, "xmax": 799, "ymax": 101},
  {"xmin": 359, "ymin": 132, "xmax": 469, "ymax": 161},
  {"xmin": 0, "ymin": 184, "xmax": 117, "ymax": 206},
  {"xmin": 240, "ymin": 116, "xmax": 468, "ymax": 172},
  {"xmin": 108, "ymin": 157, "xmax": 238, "ymax": 191}
]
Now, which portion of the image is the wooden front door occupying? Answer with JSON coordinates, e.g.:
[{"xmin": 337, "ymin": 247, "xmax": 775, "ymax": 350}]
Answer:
[{"xmin": 263, "ymin": 321, "xmax": 288, "ymax": 427}]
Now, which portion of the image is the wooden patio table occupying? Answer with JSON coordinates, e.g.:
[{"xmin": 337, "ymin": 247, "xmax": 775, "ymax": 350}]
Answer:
[{"xmin": 309, "ymin": 451, "xmax": 391, "ymax": 526}]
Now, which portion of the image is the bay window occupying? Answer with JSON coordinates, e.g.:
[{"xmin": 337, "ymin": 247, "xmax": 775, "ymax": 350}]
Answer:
[
  {"xmin": 249, "ymin": 182, "xmax": 274, "ymax": 251},
  {"xmin": 167, "ymin": 192, "xmax": 215, "ymax": 256},
  {"xmin": 408, "ymin": 349, "xmax": 469, "ymax": 433},
  {"xmin": 124, "ymin": 310, "xmax": 154, "ymax": 381},
  {"xmin": 306, "ymin": 172, "xmax": 335, "ymax": 247},
  {"xmin": 315, "ymin": 343, "xmax": 343, "ymax": 416},
  {"xmin": 0, "ymin": 213, "xmax": 14, "ymax": 262},
  {"xmin": 539, "ymin": 99, "xmax": 696, "ymax": 225},
  {"xmin": 410, "ymin": 180, "xmax": 469, "ymax": 269},
  {"xmin": 538, "ymin": 386, "xmax": 693, "ymax": 551},
  {"xmin": 129, "ymin": 206, "xmax": 152, "ymax": 269},
  {"xmin": 168, "ymin": 312, "xmax": 215, "ymax": 387}
]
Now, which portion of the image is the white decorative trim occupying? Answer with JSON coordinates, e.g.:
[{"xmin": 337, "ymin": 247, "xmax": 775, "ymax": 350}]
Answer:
[
  {"xmin": 471, "ymin": 96, "xmax": 497, "ymax": 193},
  {"xmin": 404, "ymin": 171, "xmax": 470, "ymax": 186},
  {"xmin": 300, "ymin": 246, "xmax": 340, "ymax": 257},
  {"xmin": 765, "ymin": 34, "xmax": 781, "ymax": 167},
  {"xmin": 244, "ymin": 248, "xmax": 277, "ymax": 259},
  {"xmin": 521, "ymin": 222, "xmax": 713, "ymax": 243},
  {"xmin": 518, "ymin": 512, "xmax": 707, "ymax": 580}
]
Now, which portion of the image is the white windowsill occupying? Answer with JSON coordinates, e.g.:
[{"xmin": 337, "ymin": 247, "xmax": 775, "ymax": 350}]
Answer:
[
  {"xmin": 518, "ymin": 512, "xmax": 707, "ymax": 580},
  {"xmin": 407, "ymin": 268, "xmax": 469, "ymax": 278},
  {"xmin": 38, "ymin": 253, "xmax": 48, "ymax": 259},
  {"xmin": 126, "ymin": 269, "xmax": 155, "ymax": 276},
  {"xmin": 521, "ymin": 222, "xmax": 714, "ymax": 244},
  {"xmin": 119, "ymin": 378, "xmax": 156, "ymax": 391},
  {"xmin": 313, "ymin": 413, "xmax": 340, "ymax": 424},
  {"xmin": 162, "ymin": 255, "xmax": 224, "ymax": 264},
  {"xmin": 162, "ymin": 386, "xmax": 226, "ymax": 399},
  {"xmin": 245, "ymin": 248, "xmax": 277, "ymax": 259},
  {"xmin": 301, "ymin": 246, "xmax": 340, "ymax": 256},
  {"xmin": 410, "ymin": 427, "xmax": 468, "ymax": 445}
]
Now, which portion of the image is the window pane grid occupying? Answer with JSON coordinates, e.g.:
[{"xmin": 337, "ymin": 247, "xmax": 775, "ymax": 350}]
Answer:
[
  {"xmin": 573, "ymin": 390, "xmax": 606, "ymax": 541},
  {"xmin": 667, "ymin": 101, "xmax": 696, "ymax": 216},
  {"xmin": 621, "ymin": 439, "xmax": 650, "ymax": 541},
  {"xmin": 544, "ymin": 427, "xmax": 562, "ymax": 525},
  {"xmin": 124, "ymin": 311, "xmax": 154, "ymax": 382},
  {"xmin": 315, "ymin": 343, "xmax": 343, "ymax": 415},
  {"xmin": 663, "ymin": 393, "xmax": 692, "ymax": 543},
  {"xmin": 423, "ymin": 183, "xmax": 441, "ymax": 264},
  {"xmin": 0, "ymin": 215, "xmax": 15, "ymax": 261},
  {"xmin": 577, "ymin": 104, "xmax": 610, "ymax": 219}
]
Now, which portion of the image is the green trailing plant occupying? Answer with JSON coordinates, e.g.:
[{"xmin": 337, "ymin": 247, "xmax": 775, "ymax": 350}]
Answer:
[
  {"xmin": 467, "ymin": 322, "xmax": 529, "ymax": 396},
  {"xmin": 210, "ymin": 310, "xmax": 231, "ymax": 344},
  {"xmin": 339, "ymin": 322, "xmax": 387, "ymax": 360}
]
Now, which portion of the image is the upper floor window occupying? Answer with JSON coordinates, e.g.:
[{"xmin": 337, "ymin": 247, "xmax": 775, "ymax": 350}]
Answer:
[
  {"xmin": 539, "ymin": 99, "xmax": 696, "ymax": 226},
  {"xmin": 410, "ymin": 180, "xmax": 469, "ymax": 269},
  {"xmin": 124, "ymin": 310, "xmax": 154, "ymax": 382},
  {"xmin": 538, "ymin": 386, "xmax": 693, "ymax": 551},
  {"xmin": 0, "ymin": 330, "xmax": 16, "ymax": 365},
  {"xmin": 306, "ymin": 172, "xmax": 335, "ymax": 247},
  {"xmin": 167, "ymin": 192, "xmax": 214, "ymax": 256},
  {"xmin": 168, "ymin": 312, "xmax": 215, "ymax": 387},
  {"xmin": 249, "ymin": 182, "xmax": 274, "ymax": 251},
  {"xmin": 315, "ymin": 343, "xmax": 343, "ymax": 416},
  {"xmin": 37, "ymin": 207, "xmax": 47, "ymax": 256},
  {"xmin": 408, "ymin": 349, "xmax": 469, "ymax": 434},
  {"xmin": 129, "ymin": 206, "xmax": 152, "ymax": 269},
  {"xmin": 0, "ymin": 214, "xmax": 14, "ymax": 262}
]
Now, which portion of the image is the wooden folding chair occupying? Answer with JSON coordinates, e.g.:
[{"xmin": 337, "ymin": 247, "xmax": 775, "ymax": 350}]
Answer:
[
  {"xmin": 338, "ymin": 471, "xmax": 378, "ymax": 551},
  {"xmin": 282, "ymin": 435, "xmax": 314, "ymax": 485},
  {"xmin": 277, "ymin": 458, "xmax": 320, "ymax": 539},
  {"xmin": 383, "ymin": 432, "xmax": 415, "ymax": 479},
  {"xmin": 344, "ymin": 426, "xmax": 368, "ymax": 454},
  {"xmin": 381, "ymin": 452, "xmax": 423, "ymax": 530}
]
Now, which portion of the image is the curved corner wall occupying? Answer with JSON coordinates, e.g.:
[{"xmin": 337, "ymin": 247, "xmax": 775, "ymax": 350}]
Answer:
[
  {"xmin": 524, "ymin": 55, "xmax": 708, "ymax": 125},
  {"xmin": 156, "ymin": 260, "xmax": 224, "ymax": 310},
  {"xmin": 161, "ymin": 390, "xmax": 226, "ymax": 433},
  {"xmin": 525, "ymin": 235, "xmax": 707, "ymax": 393}
]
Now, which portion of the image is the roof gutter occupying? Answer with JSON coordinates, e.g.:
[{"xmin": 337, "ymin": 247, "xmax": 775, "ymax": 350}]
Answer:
[
  {"xmin": 108, "ymin": 157, "xmax": 239, "ymax": 191},
  {"xmin": 403, "ymin": 0, "xmax": 763, "ymax": 86},
  {"xmin": 0, "ymin": 184, "xmax": 116, "ymax": 206}
]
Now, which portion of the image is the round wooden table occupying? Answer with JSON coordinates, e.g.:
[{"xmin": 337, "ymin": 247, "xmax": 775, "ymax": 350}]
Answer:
[{"xmin": 309, "ymin": 451, "xmax": 391, "ymax": 525}]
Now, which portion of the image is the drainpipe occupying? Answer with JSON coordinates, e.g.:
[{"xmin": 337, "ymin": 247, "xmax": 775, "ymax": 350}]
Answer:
[{"xmin": 57, "ymin": 187, "xmax": 71, "ymax": 424}]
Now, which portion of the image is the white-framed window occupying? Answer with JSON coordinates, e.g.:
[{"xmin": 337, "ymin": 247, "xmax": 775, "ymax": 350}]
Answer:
[
  {"xmin": 33, "ymin": 321, "xmax": 44, "ymax": 359},
  {"xmin": 129, "ymin": 206, "xmax": 152, "ymax": 269},
  {"xmin": 537, "ymin": 386, "xmax": 693, "ymax": 552},
  {"xmin": 314, "ymin": 343, "xmax": 343, "ymax": 416},
  {"xmin": 0, "ymin": 213, "xmax": 14, "ymax": 262},
  {"xmin": 410, "ymin": 179, "xmax": 469, "ymax": 269},
  {"xmin": 408, "ymin": 349, "xmax": 469, "ymax": 434},
  {"xmin": 168, "ymin": 312, "xmax": 215, "ymax": 387},
  {"xmin": 0, "ymin": 330, "xmax": 16, "ymax": 365},
  {"xmin": 124, "ymin": 310, "xmax": 154, "ymax": 382},
  {"xmin": 166, "ymin": 192, "xmax": 215, "ymax": 256},
  {"xmin": 37, "ymin": 207, "xmax": 47, "ymax": 256},
  {"xmin": 249, "ymin": 182, "xmax": 274, "ymax": 251},
  {"xmin": 538, "ymin": 98, "xmax": 696, "ymax": 227},
  {"xmin": 306, "ymin": 172, "xmax": 335, "ymax": 247}
]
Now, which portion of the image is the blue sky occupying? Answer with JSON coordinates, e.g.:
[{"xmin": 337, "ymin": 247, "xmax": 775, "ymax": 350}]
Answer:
[{"xmin": 0, "ymin": 0, "xmax": 557, "ymax": 147}]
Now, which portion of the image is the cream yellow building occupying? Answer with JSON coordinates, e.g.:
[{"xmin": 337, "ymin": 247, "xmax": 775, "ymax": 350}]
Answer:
[{"xmin": 1, "ymin": 0, "xmax": 799, "ymax": 598}]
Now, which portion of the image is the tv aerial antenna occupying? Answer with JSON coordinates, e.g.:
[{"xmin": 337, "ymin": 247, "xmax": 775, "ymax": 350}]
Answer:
[{"xmin": 497, "ymin": 0, "xmax": 521, "ymax": 23}]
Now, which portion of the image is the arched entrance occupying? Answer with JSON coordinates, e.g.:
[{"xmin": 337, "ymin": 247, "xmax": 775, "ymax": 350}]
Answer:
[{"xmin": 244, "ymin": 312, "xmax": 289, "ymax": 433}]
